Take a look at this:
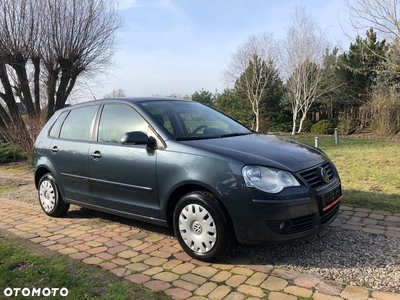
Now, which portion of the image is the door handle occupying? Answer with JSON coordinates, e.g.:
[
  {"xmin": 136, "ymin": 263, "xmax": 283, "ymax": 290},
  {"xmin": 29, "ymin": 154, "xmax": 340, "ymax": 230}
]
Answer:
[
  {"xmin": 52, "ymin": 146, "xmax": 58, "ymax": 153},
  {"xmin": 91, "ymin": 151, "xmax": 102, "ymax": 159}
]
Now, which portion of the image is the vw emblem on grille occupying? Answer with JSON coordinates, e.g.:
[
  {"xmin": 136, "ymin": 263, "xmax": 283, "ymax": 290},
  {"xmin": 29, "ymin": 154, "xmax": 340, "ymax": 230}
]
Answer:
[{"xmin": 320, "ymin": 167, "xmax": 330, "ymax": 183}]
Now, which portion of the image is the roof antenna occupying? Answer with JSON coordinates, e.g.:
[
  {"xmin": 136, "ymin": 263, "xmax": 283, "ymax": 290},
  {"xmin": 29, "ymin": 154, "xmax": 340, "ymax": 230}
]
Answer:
[{"xmin": 85, "ymin": 82, "xmax": 97, "ymax": 100}]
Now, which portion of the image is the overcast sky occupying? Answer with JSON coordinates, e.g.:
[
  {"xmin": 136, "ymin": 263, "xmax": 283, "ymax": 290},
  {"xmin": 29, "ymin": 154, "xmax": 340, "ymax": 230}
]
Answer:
[{"xmin": 77, "ymin": 0, "xmax": 356, "ymax": 102}]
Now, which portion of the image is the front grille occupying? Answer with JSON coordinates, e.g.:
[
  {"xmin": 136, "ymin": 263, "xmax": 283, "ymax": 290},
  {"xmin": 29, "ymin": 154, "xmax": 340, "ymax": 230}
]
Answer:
[
  {"xmin": 267, "ymin": 214, "xmax": 317, "ymax": 235},
  {"xmin": 299, "ymin": 161, "xmax": 333, "ymax": 188}
]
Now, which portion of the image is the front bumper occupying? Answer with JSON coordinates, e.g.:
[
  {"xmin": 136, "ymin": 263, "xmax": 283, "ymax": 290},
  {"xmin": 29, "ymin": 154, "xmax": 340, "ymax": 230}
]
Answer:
[{"xmin": 220, "ymin": 179, "xmax": 342, "ymax": 244}]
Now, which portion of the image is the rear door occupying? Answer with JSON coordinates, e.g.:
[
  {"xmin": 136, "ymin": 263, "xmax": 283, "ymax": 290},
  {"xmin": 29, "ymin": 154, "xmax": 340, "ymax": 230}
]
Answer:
[
  {"xmin": 49, "ymin": 105, "xmax": 99, "ymax": 203},
  {"xmin": 88, "ymin": 103, "xmax": 160, "ymax": 218}
]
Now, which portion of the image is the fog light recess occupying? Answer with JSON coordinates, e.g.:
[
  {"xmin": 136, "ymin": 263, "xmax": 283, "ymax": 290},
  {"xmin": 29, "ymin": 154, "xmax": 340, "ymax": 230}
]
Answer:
[{"xmin": 279, "ymin": 220, "xmax": 292, "ymax": 233}]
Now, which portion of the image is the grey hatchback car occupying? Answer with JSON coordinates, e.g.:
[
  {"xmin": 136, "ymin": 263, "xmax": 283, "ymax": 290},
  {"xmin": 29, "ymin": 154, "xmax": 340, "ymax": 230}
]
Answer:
[{"xmin": 34, "ymin": 97, "xmax": 342, "ymax": 262}]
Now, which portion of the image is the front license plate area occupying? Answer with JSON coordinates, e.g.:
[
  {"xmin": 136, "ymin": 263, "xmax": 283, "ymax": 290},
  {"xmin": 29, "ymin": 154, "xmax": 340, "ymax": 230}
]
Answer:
[{"xmin": 320, "ymin": 185, "xmax": 342, "ymax": 211}]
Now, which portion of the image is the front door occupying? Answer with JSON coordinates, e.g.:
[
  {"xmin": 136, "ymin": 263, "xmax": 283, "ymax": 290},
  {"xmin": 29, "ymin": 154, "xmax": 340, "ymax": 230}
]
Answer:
[{"xmin": 88, "ymin": 103, "xmax": 159, "ymax": 218}]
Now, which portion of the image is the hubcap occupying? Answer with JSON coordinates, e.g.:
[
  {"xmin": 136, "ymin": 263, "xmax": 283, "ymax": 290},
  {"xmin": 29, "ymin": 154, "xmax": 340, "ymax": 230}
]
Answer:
[
  {"xmin": 39, "ymin": 180, "xmax": 56, "ymax": 212},
  {"xmin": 178, "ymin": 204, "xmax": 217, "ymax": 253}
]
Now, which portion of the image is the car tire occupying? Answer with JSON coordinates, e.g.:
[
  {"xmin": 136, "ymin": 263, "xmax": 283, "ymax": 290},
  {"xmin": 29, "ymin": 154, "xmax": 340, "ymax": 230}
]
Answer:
[
  {"xmin": 173, "ymin": 191, "xmax": 234, "ymax": 262},
  {"xmin": 38, "ymin": 173, "xmax": 70, "ymax": 217}
]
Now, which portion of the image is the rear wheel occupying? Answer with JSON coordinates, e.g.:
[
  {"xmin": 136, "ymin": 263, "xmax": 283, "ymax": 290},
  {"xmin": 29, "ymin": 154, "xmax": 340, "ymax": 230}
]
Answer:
[
  {"xmin": 173, "ymin": 191, "xmax": 234, "ymax": 262},
  {"xmin": 38, "ymin": 173, "xmax": 70, "ymax": 217}
]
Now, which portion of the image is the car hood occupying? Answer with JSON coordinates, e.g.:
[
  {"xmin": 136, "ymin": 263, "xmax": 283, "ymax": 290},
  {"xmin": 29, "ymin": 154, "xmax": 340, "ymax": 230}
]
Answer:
[{"xmin": 180, "ymin": 134, "xmax": 327, "ymax": 172}]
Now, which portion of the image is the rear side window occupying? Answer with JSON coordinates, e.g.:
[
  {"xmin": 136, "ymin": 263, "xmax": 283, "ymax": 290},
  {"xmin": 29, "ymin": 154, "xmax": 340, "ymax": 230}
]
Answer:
[
  {"xmin": 59, "ymin": 106, "xmax": 98, "ymax": 140},
  {"xmin": 97, "ymin": 104, "xmax": 148, "ymax": 143}
]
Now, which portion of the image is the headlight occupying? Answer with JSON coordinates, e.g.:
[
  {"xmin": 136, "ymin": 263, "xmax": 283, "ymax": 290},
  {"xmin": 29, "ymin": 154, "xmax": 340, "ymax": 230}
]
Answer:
[{"xmin": 242, "ymin": 165, "xmax": 300, "ymax": 193}]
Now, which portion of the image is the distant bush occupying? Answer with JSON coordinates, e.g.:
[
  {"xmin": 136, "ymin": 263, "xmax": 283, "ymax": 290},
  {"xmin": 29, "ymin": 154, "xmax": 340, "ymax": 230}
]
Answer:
[
  {"xmin": 0, "ymin": 143, "xmax": 26, "ymax": 163},
  {"xmin": 338, "ymin": 119, "xmax": 357, "ymax": 136},
  {"xmin": 268, "ymin": 121, "xmax": 292, "ymax": 133},
  {"xmin": 298, "ymin": 119, "xmax": 313, "ymax": 133},
  {"xmin": 311, "ymin": 119, "xmax": 335, "ymax": 135}
]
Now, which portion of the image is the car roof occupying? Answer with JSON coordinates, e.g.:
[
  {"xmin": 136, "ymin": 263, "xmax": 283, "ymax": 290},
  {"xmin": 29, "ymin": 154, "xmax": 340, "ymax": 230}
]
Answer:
[{"xmin": 57, "ymin": 97, "xmax": 192, "ymax": 112}]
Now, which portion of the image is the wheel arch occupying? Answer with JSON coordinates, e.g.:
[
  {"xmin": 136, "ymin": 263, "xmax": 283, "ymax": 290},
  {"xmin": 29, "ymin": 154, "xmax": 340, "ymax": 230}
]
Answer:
[
  {"xmin": 165, "ymin": 183, "xmax": 233, "ymax": 231},
  {"xmin": 34, "ymin": 166, "xmax": 52, "ymax": 189}
]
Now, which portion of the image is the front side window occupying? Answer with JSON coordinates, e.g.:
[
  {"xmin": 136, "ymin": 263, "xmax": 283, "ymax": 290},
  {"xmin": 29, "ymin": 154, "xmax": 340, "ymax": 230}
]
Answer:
[
  {"xmin": 98, "ymin": 104, "xmax": 148, "ymax": 143},
  {"xmin": 59, "ymin": 106, "xmax": 98, "ymax": 140}
]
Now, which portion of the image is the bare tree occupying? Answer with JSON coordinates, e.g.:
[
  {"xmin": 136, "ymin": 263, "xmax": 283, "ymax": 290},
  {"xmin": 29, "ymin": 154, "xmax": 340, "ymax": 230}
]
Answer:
[
  {"xmin": 280, "ymin": 6, "xmax": 329, "ymax": 135},
  {"xmin": 0, "ymin": 0, "xmax": 122, "ymax": 150},
  {"xmin": 104, "ymin": 88, "xmax": 126, "ymax": 98},
  {"xmin": 346, "ymin": 0, "xmax": 400, "ymax": 43},
  {"xmin": 223, "ymin": 32, "xmax": 278, "ymax": 132}
]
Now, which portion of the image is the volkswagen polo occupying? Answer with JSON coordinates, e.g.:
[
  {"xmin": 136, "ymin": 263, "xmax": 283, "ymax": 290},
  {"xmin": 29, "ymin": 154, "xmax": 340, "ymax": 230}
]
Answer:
[{"xmin": 33, "ymin": 97, "xmax": 342, "ymax": 262}]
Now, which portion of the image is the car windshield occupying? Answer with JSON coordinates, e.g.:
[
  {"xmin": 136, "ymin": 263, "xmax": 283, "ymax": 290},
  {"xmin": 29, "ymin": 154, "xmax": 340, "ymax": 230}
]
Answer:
[{"xmin": 139, "ymin": 100, "xmax": 252, "ymax": 140}]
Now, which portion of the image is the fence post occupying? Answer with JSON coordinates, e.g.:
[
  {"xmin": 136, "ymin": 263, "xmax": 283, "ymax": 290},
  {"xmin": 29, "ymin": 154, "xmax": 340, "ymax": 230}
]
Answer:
[
  {"xmin": 334, "ymin": 128, "xmax": 339, "ymax": 145},
  {"xmin": 315, "ymin": 137, "xmax": 319, "ymax": 148}
]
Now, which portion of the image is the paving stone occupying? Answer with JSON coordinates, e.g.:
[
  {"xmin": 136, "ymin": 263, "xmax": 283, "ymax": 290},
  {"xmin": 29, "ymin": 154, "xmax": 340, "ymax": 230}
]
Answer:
[
  {"xmin": 143, "ymin": 256, "xmax": 168, "ymax": 266},
  {"xmin": 172, "ymin": 280, "xmax": 198, "ymax": 292},
  {"xmin": 237, "ymin": 284, "xmax": 265, "ymax": 298},
  {"xmin": 150, "ymin": 250, "xmax": 172, "ymax": 259},
  {"xmin": 104, "ymin": 240, "xmax": 120, "ymax": 247},
  {"xmin": 223, "ymin": 292, "xmax": 245, "ymax": 300},
  {"xmin": 126, "ymin": 262, "xmax": 150, "ymax": 272},
  {"xmin": 315, "ymin": 280, "xmax": 343, "ymax": 296},
  {"xmin": 144, "ymin": 280, "xmax": 171, "ymax": 291},
  {"xmin": 100, "ymin": 262, "xmax": 118, "ymax": 270},
  {"xmin": 246, "ymin": 272, "xmax": 268, "ymax": 286},
  {"xmin": 86, "ymin": 246, "xmax": 108, "ymax": 255},
  {"xmin": 57, "ymin": 247, "xmax": 78, "ymax": 255},
  {"xmin": 174, "ymin": 252, "xmax": 192, "ymax": 262},
  {"xmin": 313, "ymin": 292, "xmax": 343, "ymax": 300},
  {"xmin": 143, "ymin": 266, "xmax": 164, "ymax": 276},
  {"xmin": 96, "ymin": 252, "xmax": 114, "ymax": 260},
  {"xmin": 144, "ymin": 233, "xmax": 164, "ymax": 242},
  {"xmin": 125, "ymin": 274, "xmax": 151, "ymax": 284},
  {"xmin": 130, "ymin": 253, "xmax": 150, "ymax": 263},
  {"xmin": 385, "ymin": 231, "xmax": 400, "ymax": 238},
  {"xmin": 68, "ymin": 252, "xmax": 90, "ymax": 260},
  {"xmin": 369, "ymin": 214, "xmax": 385, "ymax": 220},
  {"xmin": 341, "ymin": 224, "xmax": 363, "ymax": 231},
  {"xmin": 225, "ymin": 275, "xmax": 247, "ymax": 288},
  {"xmin": 163, "ymin": 259, "xmax": 183, "ymax": 270},
  {"xmin": 271, "ymin": 269, "xmax": 299, "ymax": 280},
  {"xmin": 261, "ymin": 276, "xmax": 288, "ymax": 291},
  {"xmin": 31, "ymin": 237, "xmax": 49, "ymax": 244},
  {"xmin": 117, "ymin": 250, "xmax": 139, "ymax": 259},
  {"xmin": 212, "ymin": 263, "xmax": 235, "ymax": 271},
  {"xmin": 159, "ymin": 245, "xmax": 181, "ymax": 254},
  {"xmin": 153, "ymin": 272, "xmax": 180, "ymax": 282},
  {"xmin": 85, "ymin": 241, "xmax": 103, "ymax": 247},
  {"xmin": 362, "ymin": 227, "xmax": 385, "ymax": 234},
  {"xmin": 191, "ymin": 266, "xmax": 219, "ymax": 277},
  {"xmin": 354, "ymin": 208, "xmax": 372, "ymax": 213},
  {"xmin": 122, "ymin": 239, "xmax": 143, "ymax": 248},
  {"xmin": 108, "ymin": 245, "xmax": 129, "ymax": 254},
  {"xmin": 284, "ymin": 285, "xmax": 313, "ymax": 298},
  {"xmin": 294, "ymin": 273, "xmax": 320, "ymax": 288},
  {"xmin": 110, "ymin": 267, "xmax": 131, "ymax": 277},
  {"xmin": 111, "ymin": 258, "xmax": 131, "ymax": 266},
  {"xmin": 231, "ymin": 266, "xmax": 254, "ymax": 276},
  {"xmin": 181, "ymin": 274, "xmax": 207, "ymax": 285},
  {"xmin": 267, "ymin": 291, "xmax": 297, "ymax": 300},
  {"xmin": 385, "ymin": 215, "xmax": 400, "ymax": 222},
  {"xmin": 172, "ymin": 263, "xmax": 196, "ymax": 275},
  {"xmin": 74, "ymin": 244, "xmax": 91, "ymax": 251},
  {"xmin": 211, "ymin": 270, "xmax": 232, "ymax": 282},
  {"xmin": 371, "ymin": 291, "xmax": 400, "ymax": 300},
  {"xmin": 340, "ymin": 285, "xmax": 369, "ymax": 299},
  {"xmin": 113, "ymin": 226, "xmax": 131, "ymax": 233},
  {"xmin": 354, "ymin": 212, "xmax": 369, "ymax": 218},
  {"xmin": 82, "ymin": 257, "xmax": 103, "ymax": 265},
  {"xmin": 165, "ymin": 288, "xmax": 192, "ymax": 300},
  {"xmin": 142, "ymin": 244, "xmax": 163, "ymax": 254},
  {"xmin": 47, "ymin": 244, "xmax": 66, "ymax": 251},
  {"xmin": 208, "ymin": 285, "xmax": 231, "ymax": 300}
]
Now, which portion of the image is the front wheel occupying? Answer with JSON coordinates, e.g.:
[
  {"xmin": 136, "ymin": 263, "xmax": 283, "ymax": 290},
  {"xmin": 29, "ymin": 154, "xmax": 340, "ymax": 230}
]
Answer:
[
  {"xmin": 173, "ymin": 191, "xmax": 234, "ymax": 262},
  {"xmin": 38, "ymin": 173, "xmax": 70, "ymax": 217}
]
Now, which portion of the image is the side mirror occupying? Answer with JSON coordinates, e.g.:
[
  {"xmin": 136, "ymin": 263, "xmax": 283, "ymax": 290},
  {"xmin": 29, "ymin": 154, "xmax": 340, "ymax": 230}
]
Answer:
[{"xmin": 120, "ymin": 131, "xmax": 156, "ymax": 147}]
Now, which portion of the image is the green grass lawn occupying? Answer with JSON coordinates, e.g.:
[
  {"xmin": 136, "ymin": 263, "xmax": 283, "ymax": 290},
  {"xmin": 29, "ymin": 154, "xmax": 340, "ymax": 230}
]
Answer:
[
  {"xmin": 0, "ymin": 232, "xmax": 170, "ymax": 300},
  {"xmin": 288, "ymin": 135, "xmax": 400, "ymax": 213}
]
